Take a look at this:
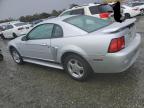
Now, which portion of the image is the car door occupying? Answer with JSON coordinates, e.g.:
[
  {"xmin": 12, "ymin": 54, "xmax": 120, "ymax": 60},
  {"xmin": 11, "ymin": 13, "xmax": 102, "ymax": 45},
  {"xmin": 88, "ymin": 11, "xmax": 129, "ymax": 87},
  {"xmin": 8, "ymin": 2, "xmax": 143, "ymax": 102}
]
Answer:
[{"xmin": 20, "ymin": 23, "xmax": 54, "ymax": 61}]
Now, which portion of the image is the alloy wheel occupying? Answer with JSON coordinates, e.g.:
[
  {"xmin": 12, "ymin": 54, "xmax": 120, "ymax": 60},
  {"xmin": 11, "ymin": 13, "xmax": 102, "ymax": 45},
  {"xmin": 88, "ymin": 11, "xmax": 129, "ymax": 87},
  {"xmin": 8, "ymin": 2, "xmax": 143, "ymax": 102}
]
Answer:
[{"xmin": 67, "ymin": 59, "xmax": 85, "ymax": 79}]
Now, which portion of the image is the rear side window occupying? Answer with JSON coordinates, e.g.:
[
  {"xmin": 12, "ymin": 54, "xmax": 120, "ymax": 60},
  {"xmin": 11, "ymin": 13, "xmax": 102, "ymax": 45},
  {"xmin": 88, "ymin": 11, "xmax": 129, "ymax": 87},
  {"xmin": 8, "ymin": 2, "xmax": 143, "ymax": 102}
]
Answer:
[
  {"xmin": 89, "ymin": 5, "xmax": 113, "ymax": 15},
  {"xmin": 52, "ymin": 25, "xmax": 63, "ymax": 38},
  {"xmin": 71, "ymin": 9, "xmax": 84, "ymax": 15},
  {"xmin": 89, "ymin": 6, "xmax": 99, "ymax": 14},
  {"xmin": 64, "ymin": 15, "xmax": 112, "ymax": 33}
]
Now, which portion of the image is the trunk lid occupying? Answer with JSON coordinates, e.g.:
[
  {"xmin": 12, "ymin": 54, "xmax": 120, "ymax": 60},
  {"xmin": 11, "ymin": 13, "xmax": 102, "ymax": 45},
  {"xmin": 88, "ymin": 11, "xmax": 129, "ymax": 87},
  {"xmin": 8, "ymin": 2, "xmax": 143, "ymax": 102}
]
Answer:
[
  {"xmin": 102, "ymin": 18, "xmax": 136, "ymax": 33},
  {"xmin": 102, "ymin": 18, "xmax": 136, "ymax": 47}
]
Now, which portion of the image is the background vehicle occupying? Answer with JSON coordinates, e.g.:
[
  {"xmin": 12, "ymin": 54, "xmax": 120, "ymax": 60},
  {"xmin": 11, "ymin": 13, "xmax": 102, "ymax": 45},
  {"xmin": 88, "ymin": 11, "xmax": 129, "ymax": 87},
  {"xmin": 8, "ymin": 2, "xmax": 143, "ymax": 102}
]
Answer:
[
  {"xmin": 130, "ymin": 2, "xmax": 144, "ymax": 14},
  {"xmin": 1, "ymin": 21, "xmax": 32, "ymax": 39},
  {"xmin": 121, "ymin": 5, "xmax": 141, "ymax": 19},
  {"xmin": 8, "ymin": 15, "xmax": 141, "ymax": 81},
  {"xmin": 0, "ymin": 25, "xmax": 6, "ymax": 39},
  {"xmin": 59, "ymin": 3, "xmax": 113, "ymax": 19}
]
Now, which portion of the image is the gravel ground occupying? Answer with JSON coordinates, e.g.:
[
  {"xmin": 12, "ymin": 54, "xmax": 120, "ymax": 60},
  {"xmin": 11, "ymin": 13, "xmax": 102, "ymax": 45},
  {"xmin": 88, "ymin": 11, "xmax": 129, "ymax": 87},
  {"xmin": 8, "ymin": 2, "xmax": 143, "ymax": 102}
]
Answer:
[{"xmin": 0, "ymin": 16, "xmax": 144, "ymax": 108}]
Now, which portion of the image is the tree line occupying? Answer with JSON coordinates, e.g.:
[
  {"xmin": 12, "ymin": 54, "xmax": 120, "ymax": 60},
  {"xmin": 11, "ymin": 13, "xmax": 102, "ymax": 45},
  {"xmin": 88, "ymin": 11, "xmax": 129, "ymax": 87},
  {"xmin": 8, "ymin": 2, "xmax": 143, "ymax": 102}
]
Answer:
[
  {"xmin": 0, "ymin": 0, "xmax": 125, "ymax": 23},
  {"xmin": 0, "ymin": 3, "xmax": 79, "ymax": 23},
  {"xmin": 0, "ymin": 9, "xmax": 64, "ymax": 23}
]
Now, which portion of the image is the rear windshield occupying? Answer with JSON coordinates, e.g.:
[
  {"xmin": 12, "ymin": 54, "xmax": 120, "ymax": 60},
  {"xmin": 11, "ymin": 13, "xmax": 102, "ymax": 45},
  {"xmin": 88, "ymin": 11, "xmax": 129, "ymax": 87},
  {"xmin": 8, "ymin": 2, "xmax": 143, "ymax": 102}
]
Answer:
[
  {"xmin": 64, "ymin": 15, "xmax": 112, "ymax": 33},
  {"xmin": 14, "ymin": 22, "xmax": 27, "ymax": 27},
  {"xmin": 89, "ymin": 5, "xmax": 113, "ymax": 15}
]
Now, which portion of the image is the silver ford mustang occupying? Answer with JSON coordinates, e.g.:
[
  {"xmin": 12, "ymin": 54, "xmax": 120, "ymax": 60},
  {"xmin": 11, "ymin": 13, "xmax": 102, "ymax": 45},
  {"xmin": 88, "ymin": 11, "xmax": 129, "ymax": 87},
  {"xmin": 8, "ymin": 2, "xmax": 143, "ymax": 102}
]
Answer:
[{"xmin": 8, "ymin": 15, "xmax": 141, "ymax": 81}]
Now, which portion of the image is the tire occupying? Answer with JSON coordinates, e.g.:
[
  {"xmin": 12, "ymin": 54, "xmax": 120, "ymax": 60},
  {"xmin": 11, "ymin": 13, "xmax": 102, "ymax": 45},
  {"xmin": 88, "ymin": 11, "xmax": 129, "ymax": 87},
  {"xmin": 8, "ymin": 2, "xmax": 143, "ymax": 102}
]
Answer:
[
  {"xmin": 0, "ymin": 34, "xmax": 5, "ymax": 40},
  {"xmin": 0, "ymin": 54, "xmax": 3, "ymax": 61},
  {"xmin": 13, "ymin": 33, "xmax": 18, "ymax": 38},
  {"xmin": 125, "ymin": 13, "xmax": 131, "ymax": 19},
  {"xmin": 10, "ymin": 48, "xmax": 23, "ymax": 64},
  {"xmin": 140, "ymin": 9, "xmax": 144, "ymax": 15},
  {"xmin": 63, "ymin": 54, "xmax": 92, "ymax": 81}
]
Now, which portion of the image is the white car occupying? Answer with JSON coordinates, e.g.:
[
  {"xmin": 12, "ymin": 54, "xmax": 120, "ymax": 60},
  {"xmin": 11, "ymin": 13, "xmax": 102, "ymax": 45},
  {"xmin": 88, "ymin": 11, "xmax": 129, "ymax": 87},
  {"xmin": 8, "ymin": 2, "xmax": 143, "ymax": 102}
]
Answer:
[
  {"xmin": 130, "ymin": 2, "xmax": 144, "ymax": 14},
  {"xmin": 121, "ymin": 5, "xmax": 141, "ymax": 18},
  {"xmin": 59, "ymin": 3, "xmax": 113, "ymax": 19},
  {"xmin": 1, "ymin": 21, "xmax": 32, "ymax": 39}
]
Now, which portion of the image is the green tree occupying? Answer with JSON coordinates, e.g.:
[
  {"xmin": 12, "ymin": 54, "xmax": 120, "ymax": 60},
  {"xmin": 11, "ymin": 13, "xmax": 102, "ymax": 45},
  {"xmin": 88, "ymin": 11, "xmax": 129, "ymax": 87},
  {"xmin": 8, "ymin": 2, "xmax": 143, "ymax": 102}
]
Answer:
[
  {"xmin": 69, "ymin": 3, "xmax": 79, "ymax": 9},
  {"xmin": 51, "ymin": 10, "xmax": 60, "ymax": 16},
  {"xmin": 0, "ymin": 18, "xmax": 14, "ymax": 23}
]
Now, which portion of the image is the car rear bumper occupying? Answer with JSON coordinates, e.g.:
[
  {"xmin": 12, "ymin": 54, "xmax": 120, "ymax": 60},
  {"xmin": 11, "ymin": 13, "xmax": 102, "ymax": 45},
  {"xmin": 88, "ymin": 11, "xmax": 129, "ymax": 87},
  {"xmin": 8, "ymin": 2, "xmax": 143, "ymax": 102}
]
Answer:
[{"xmin": 89, "ymin": 33, "xmax": 141, "ymax": 73}]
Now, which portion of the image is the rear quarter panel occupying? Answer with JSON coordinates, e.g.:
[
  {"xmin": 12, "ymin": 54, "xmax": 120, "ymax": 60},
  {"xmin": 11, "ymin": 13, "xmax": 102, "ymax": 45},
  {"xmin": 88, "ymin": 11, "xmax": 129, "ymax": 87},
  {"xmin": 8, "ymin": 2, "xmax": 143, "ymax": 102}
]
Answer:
[{"xmin": 51, "ymin": 34, "xmax": 112, "ymax": 63}]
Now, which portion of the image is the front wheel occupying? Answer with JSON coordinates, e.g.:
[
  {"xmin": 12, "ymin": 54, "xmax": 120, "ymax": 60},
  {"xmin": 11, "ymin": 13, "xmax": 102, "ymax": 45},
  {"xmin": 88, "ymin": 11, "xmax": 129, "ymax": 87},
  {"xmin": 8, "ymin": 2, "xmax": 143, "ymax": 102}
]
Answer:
[
  {"xmin": 125, "ymin": 13, "xmax": 131, "ymax": 19},
  {"xmin": 0, "ymin": 54, "xmax": 3, "ymax": 61},
  {"xmin": 140, "ymin": 9, "xmax": 144, "ymax": 15},
  {"xmin": 11, "ymin": 48, "xmax": 23, "ymax": 64},
  {"xmin": 63, "ymin": 54, "xmax": 92, "ymax": 81},
  {"xmin": 13, "ymin": 33, "xmax": 18, "ymax": 38},
  {"xmin": 0, "ymin": 34, "xmax": 5, "ymax": 40}
]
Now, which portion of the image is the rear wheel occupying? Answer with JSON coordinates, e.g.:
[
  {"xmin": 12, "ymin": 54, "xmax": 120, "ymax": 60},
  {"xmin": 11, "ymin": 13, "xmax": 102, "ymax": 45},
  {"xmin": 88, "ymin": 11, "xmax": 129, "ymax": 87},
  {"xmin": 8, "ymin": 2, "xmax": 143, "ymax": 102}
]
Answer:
[
  {"xmin": 63, "ymin": 54, "xmax": 92, "ymax": 81},
  {"xmin": 125, "ymin": 13, "xmax": 131, "ymax": 19},
  {"xmin": 0, "ymin": 34, "xmax": 5, "ymax": 40},
  {"xmin": 140, "ymin": 9, "xmax": 144, "ymax": 15},
  {"xmin": 10, "ymin": 48, "xmax": 23, "ymax": 64},
  {"xmin": 0, "ymin": 54, "xmax": 3, "ymax": 61},
  {"xmin": 13, "ymin": 33, "xmax": 18, "ymax": 38}
]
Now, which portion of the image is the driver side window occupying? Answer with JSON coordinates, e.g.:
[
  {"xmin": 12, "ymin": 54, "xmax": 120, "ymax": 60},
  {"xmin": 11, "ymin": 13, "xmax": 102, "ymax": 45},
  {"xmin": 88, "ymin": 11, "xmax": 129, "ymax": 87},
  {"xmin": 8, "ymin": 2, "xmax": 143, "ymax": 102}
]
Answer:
[{"xmin": 28, "ymin": 24, "xmax": 54, "ymax": 40}]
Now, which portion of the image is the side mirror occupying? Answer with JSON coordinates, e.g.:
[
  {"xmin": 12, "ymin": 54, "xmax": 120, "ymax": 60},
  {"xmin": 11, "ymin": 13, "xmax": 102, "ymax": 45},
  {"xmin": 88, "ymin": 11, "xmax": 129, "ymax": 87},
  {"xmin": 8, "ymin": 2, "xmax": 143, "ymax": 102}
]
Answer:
[{"xmin": 22, "ymin": 36, "xmax": 28, "ymax": 41}]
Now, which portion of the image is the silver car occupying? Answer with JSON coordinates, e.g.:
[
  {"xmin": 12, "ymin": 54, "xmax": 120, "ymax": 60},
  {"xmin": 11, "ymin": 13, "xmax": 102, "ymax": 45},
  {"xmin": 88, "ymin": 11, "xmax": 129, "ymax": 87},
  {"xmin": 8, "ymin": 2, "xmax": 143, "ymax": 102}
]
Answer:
[{"xmin": 8, "ymin": 15, "xmax": 141, "ymax": 81}]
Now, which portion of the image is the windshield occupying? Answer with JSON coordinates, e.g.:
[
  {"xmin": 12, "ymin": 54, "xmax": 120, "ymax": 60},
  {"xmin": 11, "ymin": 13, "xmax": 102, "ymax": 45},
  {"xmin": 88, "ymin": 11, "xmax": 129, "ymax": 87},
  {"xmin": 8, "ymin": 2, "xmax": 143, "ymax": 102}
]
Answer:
[
  {"xmin": 89, "ymin": 5, "xmax": 113, "ymax": 15},
  {"xmin": 64, "ymin": 15, "xmax": 112, "ymax": 33},
  {"xmin": 14, "ymin": 22, "xmax": 28, "ymax": 27}
]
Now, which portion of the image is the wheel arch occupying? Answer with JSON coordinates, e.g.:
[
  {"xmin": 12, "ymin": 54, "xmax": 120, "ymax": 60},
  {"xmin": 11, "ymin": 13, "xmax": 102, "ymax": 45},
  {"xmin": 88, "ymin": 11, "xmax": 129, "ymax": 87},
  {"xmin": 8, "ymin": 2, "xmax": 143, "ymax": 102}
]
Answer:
[
  {"xmin": 9, "ymin": 45, "xmax": 16, "ymax": 53},
  {"xmin": 61, "ymin": 52, "xmax": 86, "ymax": 64},
  {"xmin": 125, "ymin": 13, "xmax": 131, "ymax": 17},
  {"xmin": 58, "ymin": 46, "xmax": 90, "ymax": 64}
]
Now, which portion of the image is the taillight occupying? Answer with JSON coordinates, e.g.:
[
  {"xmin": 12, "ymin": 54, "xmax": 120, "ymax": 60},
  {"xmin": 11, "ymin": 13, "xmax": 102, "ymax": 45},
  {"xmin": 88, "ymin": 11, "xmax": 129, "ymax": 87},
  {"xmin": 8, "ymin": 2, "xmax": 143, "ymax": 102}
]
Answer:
[
  {"xmin": 18, "ymin": 27, "xmax": 24, "ymax": 30},
  {"xmin": 99, "ymin": 12, "xmax": 110, "ymax": 19},
  {"xmin": 108, "ymin": 36, "xmax": 125, "ymax": 53}
]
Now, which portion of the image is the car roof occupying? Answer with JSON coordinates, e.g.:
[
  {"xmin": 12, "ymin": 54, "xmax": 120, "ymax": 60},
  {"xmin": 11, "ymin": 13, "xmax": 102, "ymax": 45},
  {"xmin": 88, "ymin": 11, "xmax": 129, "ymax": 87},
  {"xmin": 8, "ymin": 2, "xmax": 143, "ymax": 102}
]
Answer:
[{"xmin": 62, "ymin": 3, "xmax": 108, "ymax": 11}]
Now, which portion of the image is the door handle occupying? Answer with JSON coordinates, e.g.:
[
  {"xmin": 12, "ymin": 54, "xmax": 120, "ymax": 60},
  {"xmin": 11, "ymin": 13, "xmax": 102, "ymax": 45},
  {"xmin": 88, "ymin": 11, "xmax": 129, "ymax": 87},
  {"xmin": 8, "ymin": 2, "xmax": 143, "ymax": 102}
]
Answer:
[
  {"xmin": 40, "ymin": 43, "xmax": 51, "ymax": 48},
  {"xmin": 51, "ymin": 46, "xmax": 58, "ymax": 49}
]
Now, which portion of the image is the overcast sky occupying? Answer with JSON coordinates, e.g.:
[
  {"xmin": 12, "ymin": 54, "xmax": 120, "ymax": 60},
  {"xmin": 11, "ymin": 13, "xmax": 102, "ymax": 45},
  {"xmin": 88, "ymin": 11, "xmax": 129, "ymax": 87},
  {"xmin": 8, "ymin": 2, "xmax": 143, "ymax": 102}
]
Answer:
[{"xmin": 0, "ymin": 0, "xmax": 102, "ymax": 20}]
